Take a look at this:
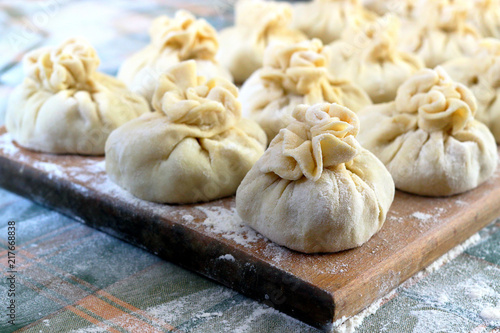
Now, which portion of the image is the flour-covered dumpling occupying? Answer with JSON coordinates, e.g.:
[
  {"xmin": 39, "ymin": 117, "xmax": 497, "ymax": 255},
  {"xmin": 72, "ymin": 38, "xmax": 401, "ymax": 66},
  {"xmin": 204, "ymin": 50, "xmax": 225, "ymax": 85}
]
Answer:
[
  {"xmin": 468, "ymin": 0, "xmax": 500, "ymax": 39},
  {"xmin": 236, "ymin": 103, "xmax": 395, "ymax": 253},
  {"xmin": 325, "ymin": 15, "xmax": 423, "ymax": 103},
  {"xmin": 358, "ymin": 67, "xmax": 498, "ymax": 196},
  {"xmin": 217, "ymin": 0, "xmax": 306, "ymax": 83},
  {"xmin": 118, "ymin": 10, "xmax": 231, "ymax": 104},
  {"xmin": 443, "ymin": 39, "xmax": 500, "ymax": 143},
  {"xmin": 106, "ymin": 60, "xmax": 267, "ymax": 204},
  {"xmin": 239, "ymin": 39, "xmax": 372, "ymax": 142},
  {"xmin": 291, "ymin": 0, "xmax": 376, "ymax": 44},
  {"xmin": 400, "ymin": 0, "xmax": 481, "ymax": 68},
  {"xmin": 6, "ymin": 38, "xmax": 149, "ymax": 155}
]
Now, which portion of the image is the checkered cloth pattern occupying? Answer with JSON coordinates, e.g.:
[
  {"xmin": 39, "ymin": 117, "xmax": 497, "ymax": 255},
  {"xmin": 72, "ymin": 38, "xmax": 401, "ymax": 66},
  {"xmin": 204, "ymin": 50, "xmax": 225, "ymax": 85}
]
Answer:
[{"xmin": 0, "ymin": 1, "xmax": 499, "ymax": 332}]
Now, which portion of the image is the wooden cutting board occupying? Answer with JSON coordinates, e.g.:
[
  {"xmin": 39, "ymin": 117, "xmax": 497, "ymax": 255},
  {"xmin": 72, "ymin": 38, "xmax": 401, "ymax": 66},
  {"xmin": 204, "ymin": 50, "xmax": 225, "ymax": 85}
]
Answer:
[{"xmin": 0, "ymin": 126, "xmax": 499, "ymax": 331}]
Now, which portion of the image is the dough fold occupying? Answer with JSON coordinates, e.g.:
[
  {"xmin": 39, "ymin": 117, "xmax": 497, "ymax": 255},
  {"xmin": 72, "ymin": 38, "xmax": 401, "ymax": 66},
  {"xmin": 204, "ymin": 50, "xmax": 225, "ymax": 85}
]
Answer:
[
  {"xmin": 6, "ymin": 38, "xmax": 149, "ymax": 155},
  {"xmin": 217, "ymin": 0, "xmax": 306, "ymax": 83},
  {"xmin": 325, "ymin": 14, "xmax": 423, "ymax": 103},
  {"xmin": 291, "ymin": 0, "xmax": 376, "ymax": 44},
  {"xmin": 106, "ymin": 60, "xmax": 267, "ymax": 204},
  {"xmin": 358, "ymin": 67, "xmax": 497, "ymax": 196},
  {"xmin": 239, "ymin": 39, "xmax": 372, "ymax": 142},
  {"xmin": 400, "ymin": 0, "xmax": 480, "ymax": 68},
  {"xmin": 236, "ymin": 103, "xmax": 394, "ymax": 253},
  {"xmin": 118, "ymin": 10, "xmax": 231, "ymax": 104},
  {"xmin": 442, "ymin": 39, "xmax": 500, "ymax": 143}
]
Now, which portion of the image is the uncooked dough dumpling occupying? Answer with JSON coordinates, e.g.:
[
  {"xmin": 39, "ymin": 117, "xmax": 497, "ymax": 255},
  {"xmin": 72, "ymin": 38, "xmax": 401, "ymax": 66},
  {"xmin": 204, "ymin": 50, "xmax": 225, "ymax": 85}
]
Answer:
[
  {"xmin": 118, "ymin": 10, "xmax": 231, "ymax": 104},
  {"xmin": 361, "ymin": 0, "xmax": 417, "ymax": 17},
  {"xmin": 467, "ymin": 0, "xmax": 500, "ymax": 39},
  {"xmin": 291, "ymin": 0, "xmax": 376, "ymax": 44},
  {"xmin": 442, "ymin": 39, "xmax": 500, "ymax": 143},
  {"xmin": 236, "ymin": 102, "xmax": 395, "ymax": 253},
  {"xmin": 400, "ymin": 0, "xmax": 481, "ymax": 68},
  {"xmin": 358, "ymin": 67, "xmax": 498, "ymax": 197},
  {"xmin": 6, "ymin": 38, "xmax": 149, "ymax": 155},
  {"xmin": 325, "ymin": 14, "xmax": 423, "ymax": 103},
  {"xmin": 239, "ymin": 39, "xmax": 372, "ymax": 143},
  {"xmin": 217, "ymin": 0, "xmax": 306, "ymax": 84},
  {"xmin": 106, "ymin": 60, "xmax": 267, "ymax": 204}
]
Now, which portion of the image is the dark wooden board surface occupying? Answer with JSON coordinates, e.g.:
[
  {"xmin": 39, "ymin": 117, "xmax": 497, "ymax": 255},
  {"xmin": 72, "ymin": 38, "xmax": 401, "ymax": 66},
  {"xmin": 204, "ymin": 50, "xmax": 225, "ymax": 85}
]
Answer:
[{"xmin": 0, "ymin": 126, "xmax": 499, "ymax": 331}]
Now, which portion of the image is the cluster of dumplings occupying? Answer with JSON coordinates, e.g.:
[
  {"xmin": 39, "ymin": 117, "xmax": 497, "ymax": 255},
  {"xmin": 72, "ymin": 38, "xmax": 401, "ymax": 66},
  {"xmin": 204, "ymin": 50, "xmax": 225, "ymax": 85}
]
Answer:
[{"xmin": 6, "ymin": 0, "xmax": 500, "ymax": 254}]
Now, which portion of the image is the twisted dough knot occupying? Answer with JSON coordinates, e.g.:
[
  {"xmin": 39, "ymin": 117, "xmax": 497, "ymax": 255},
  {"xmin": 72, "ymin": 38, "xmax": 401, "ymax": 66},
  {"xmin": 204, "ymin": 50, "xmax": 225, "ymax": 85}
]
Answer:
[
  {"xmin": 263, "ymin": 103, "xmax": 360, "ymax": 181},
  {"xmin": 395, "ymin": 67, "xmax": 476, "ymax": 134},
  {"xmin": 24, "ymin": 38, "xmax": 99, "ymax": 92},
  {"xmin": 235, "ymin": 0, "xmax": 293, "ymax": 41},
  {"xmin": 417, "ymin": 0, "xmax": 474, "ymax": 33},
  {"xmin": 342, "ymin": 14, "xmax": 400, "ymax": 62},
  {"xmin": 475, "ymin": 39, "xmax": 500, "ymax": 87},
  {"xmin": 260, "ymin": 39, "xmax": 331, "ymax": 96},
  {"xmin": 152, "ymin": 60, "xmax": 241, "ymax": 135},
  {"xmin": 149, "ymin": 11, "xmax": 218, "ymax": 60}
]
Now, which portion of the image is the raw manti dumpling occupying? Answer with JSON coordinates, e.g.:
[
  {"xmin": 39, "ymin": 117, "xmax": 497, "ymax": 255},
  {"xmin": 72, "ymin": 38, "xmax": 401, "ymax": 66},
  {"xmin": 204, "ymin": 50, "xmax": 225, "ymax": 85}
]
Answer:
[
  {"xmin": 239, "ymin": 39, "xmax": 372, "ymax": 142},
  {"xmin": 357, "ymin": 67, "xmax": 498, "ymax": 197},
  {"xmin": 236, "ymin": 103, "xmax": 395, "ymax": 253},
  {"xmin": 400, "ymin": 0, "xmax": 481, "ymax": 68},
  {"xmin": 442, "ymin": 39, "xmax": 500, "ymax": 143},
  {"xmin": 291, "ymin": 0, "xmax": 376, "ymax": 44},
  {"xmin": 325, "ymin": 14, "xmax": 423, "ymax": 103},
  {"xmin": 118, "ymin": 10, "xmax": 231, "ymax": 104},
  {"xmin": 6, "ymin": 38, "xmax": 149, "ymax": 155},
  {"xmin": 468, "ymin": 0, "xmax": 500, "ymax": 39},
  {"xmin": 217, "ymin": 0, "xmax": 306, "ymax": 83},
  {"xmin": 361, "ymin": 0, "xmax": 419, "ymax": 17},
  {"xmin": 106, "ymin": 60, "xmax": 267, "ymax": 204}
]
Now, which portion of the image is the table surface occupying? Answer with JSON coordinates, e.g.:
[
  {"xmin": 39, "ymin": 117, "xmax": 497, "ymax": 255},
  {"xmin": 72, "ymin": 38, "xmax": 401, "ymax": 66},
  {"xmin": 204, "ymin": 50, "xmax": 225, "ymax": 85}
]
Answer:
[{"xmin": 0, "ymin": 1, "xmax": 499, "ymax": 332}]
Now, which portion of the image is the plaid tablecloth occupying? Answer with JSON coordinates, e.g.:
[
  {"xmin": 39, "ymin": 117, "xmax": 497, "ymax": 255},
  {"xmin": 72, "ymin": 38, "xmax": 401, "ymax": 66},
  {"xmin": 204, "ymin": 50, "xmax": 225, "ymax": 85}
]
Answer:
[{"xmin": 0, "ymin": 1, "xmax": 499, "ymax": 332}]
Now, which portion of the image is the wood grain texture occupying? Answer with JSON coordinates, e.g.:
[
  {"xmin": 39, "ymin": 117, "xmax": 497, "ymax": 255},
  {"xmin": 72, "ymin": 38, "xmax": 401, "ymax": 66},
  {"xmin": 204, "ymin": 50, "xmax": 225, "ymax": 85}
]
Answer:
[{"xmin": 0, "ymin": 126, "xmax": 499, "ymax": 331}]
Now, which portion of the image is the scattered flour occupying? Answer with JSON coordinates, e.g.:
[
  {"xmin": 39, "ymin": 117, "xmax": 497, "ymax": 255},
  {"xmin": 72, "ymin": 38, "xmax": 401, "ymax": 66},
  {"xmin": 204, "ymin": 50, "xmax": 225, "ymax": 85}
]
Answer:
[
  {"xmin": 182, "ymin": 214, "xmax": 195, "ymax": 223},
  {"xmin": 145, "ymin": 287, "xmax": 235, "ymax": 324},
  {"xmin": 196, "ymin": 311, "xmax": 223, "ymax": 318},
  {"xmin": 217, "ymin": 254, "xmax": 235, "ymax": 262},
  {"xmin": 70, "ymin": 326, "xmax": 109, "ymax": 333},
  {"xmin": 0, "ymin": 132, "xmax": 20, "ymax": 156},
  {"xmin": 329, "ymin": 232, "xmax": 482, "ymax": 333},
  {"xmin": 411, "ymin": 212, "xmax": 433, "ymax": 221},
  {"xmin": 454, "ymin": 200, "xmax": 468, "ymax": 206},
  {"xmin": 198, "ymin": 206, "xmax": 263, "ymax": 247},
  {"xmin": 480, "ymin": 306, "xmax": 500, "ymax": 325},
  {"xmin": 466, "ymin": 282, "xmax": 496, "ymax": 300}
]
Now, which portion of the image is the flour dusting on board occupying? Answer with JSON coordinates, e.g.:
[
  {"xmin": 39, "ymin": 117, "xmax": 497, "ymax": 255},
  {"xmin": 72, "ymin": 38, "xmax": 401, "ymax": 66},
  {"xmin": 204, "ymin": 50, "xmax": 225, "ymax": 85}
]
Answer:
[
  {"xmin": 198, "ymin": 206, "xmax": 263, "ymax": 247},
  {"xmin": 411, "ymin": 212, "xmax": 433, "ymax": 221},
  {"xmin": 0, "ymin": 132, "xmax": 20, "ymax": 156},
  {"xmin": 330, "ymin": 233, "xmax": 483, "ymax": 333},
  {"xmin": 218, "ymin": 254, "xmax": 235, "ymax": 262}
]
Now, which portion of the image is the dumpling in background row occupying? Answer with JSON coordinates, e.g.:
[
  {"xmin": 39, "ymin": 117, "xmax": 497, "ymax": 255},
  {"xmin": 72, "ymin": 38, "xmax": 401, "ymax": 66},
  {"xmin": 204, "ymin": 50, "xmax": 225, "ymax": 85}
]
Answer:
[
  {"xmin": 236, "ymin": 103, "xmax": 395, "ymax": 253},
  {"xmin": 6, "ymin": 38, "xmax": 149, "ymax": 155},
  {"xmin": 325, "ymin": 14, "xmax": 423, "ymax": 104},
  {"xmin": 443, "ymin": 39, "xmax": 500, "ymax": 143},
  {"xmin": 400, "ymin": 0, "xmax": 481, "ymax": 68},
  {"xmin": 217, "ymin": 0, "xmax": 306, "ymax": 84},
  {"xmin": 467, "ymin": 0, "xmax": 500, "ymax": 39},
  {"xmin": 291, "ymin": 0, "xmax": 376, "ymax": 44},
  {"xmin": 357, "ymin": 67, "xmax": 497, "ymax": 197},
  {"xmin": 118, "ymin": 10, "xmax": 231, "ymax": 104},
  {"xmin": 361, "ymin": 0, "xmax": 419, "ymax": 17},
  {"xmin": 106, "ymin": 61, "xmax": 267, "ymax": 204},
  {"xmin": 239, "ymin": 39, "xmax": 371, "ymax": 143}
]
